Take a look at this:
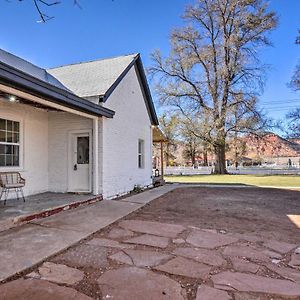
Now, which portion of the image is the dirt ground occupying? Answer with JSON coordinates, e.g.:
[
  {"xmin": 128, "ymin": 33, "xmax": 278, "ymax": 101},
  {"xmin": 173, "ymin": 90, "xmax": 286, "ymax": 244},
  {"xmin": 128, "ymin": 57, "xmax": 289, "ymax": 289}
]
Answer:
[
  {"xmin": 1, "ymin": 186, "xmax": 300, "ymax": 300},
  {"xmin": 126, "ymin": 186, "xmax": 300, "ymax": 244}
]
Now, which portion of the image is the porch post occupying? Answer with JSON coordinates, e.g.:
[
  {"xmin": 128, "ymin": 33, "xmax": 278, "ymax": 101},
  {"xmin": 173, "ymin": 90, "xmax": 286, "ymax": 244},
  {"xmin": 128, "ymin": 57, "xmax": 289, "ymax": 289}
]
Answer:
[
  {"xmin": 93, "ymin": 118, "xmax": 99, "ymax": 195},
  {"xmin": 160, "ymin": 141, "xmax": 164, "ymax": 179}
]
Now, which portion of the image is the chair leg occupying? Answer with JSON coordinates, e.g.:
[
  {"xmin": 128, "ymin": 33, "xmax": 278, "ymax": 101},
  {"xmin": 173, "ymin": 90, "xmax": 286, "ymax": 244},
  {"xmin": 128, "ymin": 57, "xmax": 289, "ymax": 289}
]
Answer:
[
  {"xmin": 20, "ymin": 188, "xmax": 25, "ymax": 203},
  {"xmin": 0, "ymin": 189, "xmax": 4, "ymax": 204},
  {"xmin": 15, "ymin": 188, "xmax": 20, "ymax": 201},
  {"xmin": 4, "ymin": 188, "xmax": 9, "ymax": 205}
]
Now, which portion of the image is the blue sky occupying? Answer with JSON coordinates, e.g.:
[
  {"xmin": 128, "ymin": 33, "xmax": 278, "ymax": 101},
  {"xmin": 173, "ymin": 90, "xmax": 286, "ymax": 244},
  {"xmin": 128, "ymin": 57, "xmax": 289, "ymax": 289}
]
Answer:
[{"xmin": 0, "ymin": 0, "xmax": 299, "ymax": 122}]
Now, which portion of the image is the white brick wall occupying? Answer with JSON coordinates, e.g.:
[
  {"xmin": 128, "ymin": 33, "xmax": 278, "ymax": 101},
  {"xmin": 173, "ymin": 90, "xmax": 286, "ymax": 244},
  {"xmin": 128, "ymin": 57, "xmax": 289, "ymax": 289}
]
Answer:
[
  {"xmin": 0, "ymin": 64, "xmax": 154, "ymax": 200},
  {"xmin": 102, "ymin": 65, "xmax": 153, "ymax": 198},
  {"xmin": 48, "ymin": 112, "xmax": 93, "ymax": 193},
  {"xmin": 0, "ymin": 99, "xmax": 49, "ymax": 196}
]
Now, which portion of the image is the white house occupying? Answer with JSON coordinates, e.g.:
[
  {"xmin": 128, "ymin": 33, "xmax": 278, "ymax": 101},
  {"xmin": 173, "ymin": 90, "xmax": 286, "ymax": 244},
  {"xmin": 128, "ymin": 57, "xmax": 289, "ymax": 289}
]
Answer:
[{"xmin": 0, "ymin": 49, "xmax": 159, "ymax": 199}]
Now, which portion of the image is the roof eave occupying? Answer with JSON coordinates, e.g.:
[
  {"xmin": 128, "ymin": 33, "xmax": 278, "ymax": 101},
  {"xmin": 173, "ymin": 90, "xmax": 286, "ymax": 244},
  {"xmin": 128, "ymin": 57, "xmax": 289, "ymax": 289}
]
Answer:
[{"xmin": 0, "ymin": 61, "xmax": 115, "ymax": 118}]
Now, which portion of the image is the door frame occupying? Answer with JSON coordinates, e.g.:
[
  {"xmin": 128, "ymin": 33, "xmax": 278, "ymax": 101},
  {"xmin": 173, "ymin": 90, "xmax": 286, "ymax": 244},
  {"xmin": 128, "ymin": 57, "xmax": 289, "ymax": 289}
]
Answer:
[{"xmin": 67, "ymin": 129, "xmax": 92, "ymax": 193}]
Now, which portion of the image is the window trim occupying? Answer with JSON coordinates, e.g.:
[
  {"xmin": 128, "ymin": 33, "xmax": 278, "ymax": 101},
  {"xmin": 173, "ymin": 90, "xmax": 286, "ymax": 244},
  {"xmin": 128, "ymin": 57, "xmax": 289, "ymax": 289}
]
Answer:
[
  {"xmin": 0, "ymin": 113, "xmax": 24, "ymax": 171},
  {"xmin": 138, "ymin": 139, "xmax": 145, "ymax": 169}
]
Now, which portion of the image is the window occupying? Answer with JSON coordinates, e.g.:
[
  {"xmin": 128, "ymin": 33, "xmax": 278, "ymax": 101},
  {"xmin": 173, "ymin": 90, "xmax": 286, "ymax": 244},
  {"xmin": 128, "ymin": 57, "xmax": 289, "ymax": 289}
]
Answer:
[
  {"xmin": 77, "ymin": 136, "xmax": 89, "ymax": 164},
  {"xmin": 0, "ymin": 118, "xmax": 20, "ymax": 167},
  {"xmin": 138, "ymin": 139, "xmax": 144, "ymax": 168}
]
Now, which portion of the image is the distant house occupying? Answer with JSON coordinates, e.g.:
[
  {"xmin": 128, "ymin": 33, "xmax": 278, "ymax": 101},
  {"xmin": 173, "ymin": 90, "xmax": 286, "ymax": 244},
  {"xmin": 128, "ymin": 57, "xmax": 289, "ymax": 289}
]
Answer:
[{"xmin": 0, "ymin": 49, "xmax": 158, "ymax": 199}]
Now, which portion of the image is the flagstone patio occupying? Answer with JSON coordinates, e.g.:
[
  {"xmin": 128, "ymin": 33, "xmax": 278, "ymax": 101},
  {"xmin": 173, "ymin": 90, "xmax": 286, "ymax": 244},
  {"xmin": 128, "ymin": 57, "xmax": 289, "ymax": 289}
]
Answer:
[
  {"xmin": 0, "ymin": 186, "xmax": 300, "ymax": 299},
  {"xmin": 0, "ymin": 218, "xmax": 299, "ymax": 299}
]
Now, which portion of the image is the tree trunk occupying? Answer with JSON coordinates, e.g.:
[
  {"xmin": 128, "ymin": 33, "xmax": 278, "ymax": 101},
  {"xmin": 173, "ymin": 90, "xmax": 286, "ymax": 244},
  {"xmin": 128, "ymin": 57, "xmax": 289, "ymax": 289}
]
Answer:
[
  {"xmin": 191, "ymin": 152, "xmax": 196, "ymax": 166},
  {"xmin": 214, "ymin": 143, "xmax": 227, "ymax": 174},
  {"xmin": 203, "ymin": 150, "xmax": 208, "ymax": 166}
]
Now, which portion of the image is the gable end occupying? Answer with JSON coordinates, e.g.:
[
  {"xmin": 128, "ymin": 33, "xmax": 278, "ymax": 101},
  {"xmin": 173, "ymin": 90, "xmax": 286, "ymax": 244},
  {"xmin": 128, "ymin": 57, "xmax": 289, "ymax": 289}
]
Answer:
[{"xmin": 100, "ymin": 54, "xmax": 158, "ymax": 125}]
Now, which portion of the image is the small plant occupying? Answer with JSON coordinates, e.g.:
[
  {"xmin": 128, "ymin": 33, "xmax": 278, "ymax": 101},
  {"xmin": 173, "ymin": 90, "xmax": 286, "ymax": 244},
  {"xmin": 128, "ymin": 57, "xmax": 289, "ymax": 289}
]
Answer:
[{"xmin": 132, "ymin": 185, "xmax": 143, "ymax": 193}]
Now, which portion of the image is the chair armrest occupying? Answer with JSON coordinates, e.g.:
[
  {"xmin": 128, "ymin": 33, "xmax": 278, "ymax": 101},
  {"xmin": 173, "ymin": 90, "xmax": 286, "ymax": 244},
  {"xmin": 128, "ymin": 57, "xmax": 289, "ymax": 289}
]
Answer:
[{"xmin": 19, "ymin": 176, "xmax": 25, "ymax": 184}]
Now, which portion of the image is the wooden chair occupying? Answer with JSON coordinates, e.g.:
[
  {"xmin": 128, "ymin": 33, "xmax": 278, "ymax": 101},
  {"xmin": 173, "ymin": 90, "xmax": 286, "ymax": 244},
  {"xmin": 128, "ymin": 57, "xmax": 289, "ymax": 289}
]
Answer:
[{"xmin": 0, "ymin": 172, "xmax": 26, "ymax": 205}]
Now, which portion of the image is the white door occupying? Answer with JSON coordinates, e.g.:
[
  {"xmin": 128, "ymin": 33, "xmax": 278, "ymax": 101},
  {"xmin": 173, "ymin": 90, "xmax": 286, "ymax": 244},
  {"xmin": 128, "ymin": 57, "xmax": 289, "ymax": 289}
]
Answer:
[{"xmin": 68, "ymin": 132, "xmax": 91, "ymax": 193}]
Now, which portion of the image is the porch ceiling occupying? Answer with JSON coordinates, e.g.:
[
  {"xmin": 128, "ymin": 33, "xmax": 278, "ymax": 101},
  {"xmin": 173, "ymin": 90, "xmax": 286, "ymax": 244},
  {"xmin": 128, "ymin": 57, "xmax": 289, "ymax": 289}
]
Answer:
[
  {"xmin": 0, "ymin": 91, "xmax": 60, "ymax": 112},
  {"xmin": 153, "ymin": 126, "xmax": 167, "ymax": 143},
  {"xmin": 0, "ymin": 60, "xmax": 115, "ymax": 118}
]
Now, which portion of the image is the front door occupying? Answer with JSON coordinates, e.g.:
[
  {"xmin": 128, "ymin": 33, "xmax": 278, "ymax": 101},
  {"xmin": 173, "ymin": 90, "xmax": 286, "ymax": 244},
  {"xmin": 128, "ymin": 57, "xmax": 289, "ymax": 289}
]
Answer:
[{"xmin": 68, "ymin": 132, "xmax": 91, "ymax": 193}]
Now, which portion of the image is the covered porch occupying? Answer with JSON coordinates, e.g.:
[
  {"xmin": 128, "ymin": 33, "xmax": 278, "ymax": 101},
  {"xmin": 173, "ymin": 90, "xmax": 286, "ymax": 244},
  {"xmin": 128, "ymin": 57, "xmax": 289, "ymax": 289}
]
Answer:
[
  {"xmin": 0, "ymin": 54, "xmax": 115, "ymax": 201},
  {"xmin": 0, "ymin": 87, "xmax": 102, "ymax": 198},
  {"xmin": 152, "ymin": 126, "xmax": 167, "ymax": 186},
  {"xmin": 0, "ymin": 56, "xmax": 116, "ymax": 201}
]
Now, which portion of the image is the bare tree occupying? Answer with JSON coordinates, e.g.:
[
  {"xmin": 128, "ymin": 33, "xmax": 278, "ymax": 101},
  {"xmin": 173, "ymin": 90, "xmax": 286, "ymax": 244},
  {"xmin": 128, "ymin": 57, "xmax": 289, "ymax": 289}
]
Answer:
[
  {"xmin": 180, "ymin": 122, "xmax": 202, "ymax": 166},
  {"xmin": 13, "ymin": 0, "xmax": 81, "ymax": 22},
  {"xmin": 286, "ymin": 108, "xmax": 300, "ymax": 138},
  {"xmin": 150, "ymin": 0, "xmax": 277, "ymax": 174},
  {"xmin": 159, "ymin": 113, "xmax": 179, "ymax": 166},
  {"xmin": 289, "ymin": 30, "xmax": 300, "ymax": 91}
]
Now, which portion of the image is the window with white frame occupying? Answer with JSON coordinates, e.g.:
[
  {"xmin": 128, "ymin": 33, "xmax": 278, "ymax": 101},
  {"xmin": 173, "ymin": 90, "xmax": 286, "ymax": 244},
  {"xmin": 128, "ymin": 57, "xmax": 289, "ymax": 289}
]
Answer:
[
  {"xmin": 138, "ymin": 139, "xmax": 145, "ymax": 169},
  {"xmin": 0, "ymin": 118, "xmax": 20, "ymax": 167}
]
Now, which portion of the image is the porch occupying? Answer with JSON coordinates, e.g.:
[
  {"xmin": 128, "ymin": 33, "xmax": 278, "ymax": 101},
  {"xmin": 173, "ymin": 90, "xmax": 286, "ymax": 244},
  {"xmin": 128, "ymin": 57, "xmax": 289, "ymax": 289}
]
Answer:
[
  {"xmin": 0, "ymin": 192, "xmax": 102, "ymax": 232},
  {"xmin": 0, "ymin": 87, "xmax": 103, "ymax": 198}
]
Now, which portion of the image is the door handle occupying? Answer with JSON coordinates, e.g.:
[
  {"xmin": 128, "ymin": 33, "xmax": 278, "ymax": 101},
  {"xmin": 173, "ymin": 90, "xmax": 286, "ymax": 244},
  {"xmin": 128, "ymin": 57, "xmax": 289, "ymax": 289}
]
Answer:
[{"xmin": 74, "ymin": 164, "xmax": 77, "ymax": 171}]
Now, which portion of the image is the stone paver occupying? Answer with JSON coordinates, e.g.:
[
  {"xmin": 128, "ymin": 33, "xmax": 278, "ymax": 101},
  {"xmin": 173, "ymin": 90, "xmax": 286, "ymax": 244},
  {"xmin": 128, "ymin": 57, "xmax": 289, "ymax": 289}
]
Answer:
[
  {"xmin": 97, "ymin": 266, "xmax": 185, "ymax": 300},
  {"xmin": 52, "ymin": 244, "xmax": 108, "ymax": 268},
  {"xmin": 0, "ymin": 278, "xmax": 92, "ymax": 300},
  {"xmin": 119, "ymin": 220, "xmax": 185, "ymax": 238},
  {"xmin": 230, "ymin": 257, "xmax": 260, "ymax": 273},
  {"xmin": 186, "ymin": 230, "xmax": 238, "ymax": 249},
  {"xmin": 173, "ymin": 238, "xmax": 185, "ymax": 244},
  {"xmin": 154, "ymin": 256, "xmax": 211, "ymax": 279},
  {"xmin": 196, "ymin": 285, "xmax": 231, "ymax": 300},
  {"xmin": 0, "ymin": 199, "xmax": 143, "ymax": 281},
  {"xmin": 289, "ymin": 253, "xmax": 300, "ymax": 269},
  {"xmin": 212, "ymin": 271, "xmax": 300, "ymax": 297},
  {"xmin": 124, "ymin": 234, "xmax": 170, "ymax": 248},
  {"xmin": 265, "ymin": 263, "xmax": 300, "ymax": 284},
  {"xmin": 234, "ymin": 293, "xmax": 261, "ymax": 300},
  {"xmin": 107, "ymin": 227, "xmax": 135, "ymax": 239},
  {"xmin": 263, "ymin": 240, "xmax": 297, "ymax": 254},
  {"xmin": 109, "ymin": 249, "xmax": 172, "ymax": 267},
  {"xmin": 223, "ymin": 245, "xmax": 269, "ymax": 262},
  {"xmin": 86, "ymin": 238, "xmax": 134, "ymax": 249},
  {"xmin": 263, "ymin": 249, "xmax": 282, "ymax": 259},
  {"xmin": 173, "ymin": 247, "xmax": 226, "ymax": 267},
  {"xmin": 37, "ymin": 262, "xmax": 84, "ymax": 285}
]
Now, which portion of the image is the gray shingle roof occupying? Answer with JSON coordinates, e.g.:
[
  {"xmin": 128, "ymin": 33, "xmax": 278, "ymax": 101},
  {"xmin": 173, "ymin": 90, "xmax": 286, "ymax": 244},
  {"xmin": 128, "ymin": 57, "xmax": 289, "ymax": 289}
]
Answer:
[
  {"xmin": 0, "ymin": 49, "xmax": 71, "ymax": 92},
  {"xmin": 47, "ymin": 54, "xmax": 138, "ymax": 98}
]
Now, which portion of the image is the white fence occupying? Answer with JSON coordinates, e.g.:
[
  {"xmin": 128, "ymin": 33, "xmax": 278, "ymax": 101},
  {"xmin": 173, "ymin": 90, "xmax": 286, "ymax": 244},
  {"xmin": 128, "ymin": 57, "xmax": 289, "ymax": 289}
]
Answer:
[{"xmin": 165, "ymin": 166, "xmax": 300, "ymax": 176}]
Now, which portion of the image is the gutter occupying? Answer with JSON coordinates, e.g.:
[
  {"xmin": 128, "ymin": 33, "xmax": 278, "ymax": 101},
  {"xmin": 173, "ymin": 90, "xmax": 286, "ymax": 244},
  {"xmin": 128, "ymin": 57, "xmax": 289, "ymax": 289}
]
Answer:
[{"xmin": 0, "ymin": 61, "xmax": 115, "ymax": 118}]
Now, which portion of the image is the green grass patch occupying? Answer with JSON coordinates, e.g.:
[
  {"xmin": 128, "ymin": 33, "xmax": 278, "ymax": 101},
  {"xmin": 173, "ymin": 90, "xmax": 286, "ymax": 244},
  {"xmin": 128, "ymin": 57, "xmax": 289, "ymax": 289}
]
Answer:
[{"xmin": 165, "ymin": 174, "xmax": 300, "ymax": 187}]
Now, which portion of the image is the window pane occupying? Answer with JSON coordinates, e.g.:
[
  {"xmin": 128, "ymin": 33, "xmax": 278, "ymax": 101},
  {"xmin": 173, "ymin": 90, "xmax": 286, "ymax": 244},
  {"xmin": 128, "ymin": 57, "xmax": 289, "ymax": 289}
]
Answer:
[
  {"xmin": 13, "ymin": 121, "xmax": 19, "ymax": 133},
  {"xmin": 0, "ymin": 155, "xmax": 4, "ymax": 166},
  {"xmin": 0, "ymin": 144, "xmax": 5, "ymax": 154},
  {"xmin": 0, "ymin": 119, "xmax": 5, "ymax": 130},
  {"xmin": 0, "ymin": 130, "xmax": 5, "ymax": 142},
  {"xmin": 6, "ymin": 131, "xmax": 13, "ymax": 143},
  {"xmin": 13, "ymin": 132, "xmax": 19, "ymax": 143},
  {"xmin": 13, "ymin": 155, "xmax": 19, "ymax": 166},
  {"xmin": 13, "ymin": 145, "xmax": 19, "ymax": 155},
  {"xmin": 7, "ymin": 120, "xmax": 12, "ymax": 131},
  {"xmin": 5, "ymin": 145, "xmax": 13, "ymax": 155},
  {"xmin": 6, "ymin": 155, "xmax": 12, "ymax": 166},
  {"xmin": 77, "ymin": 136, "xmax": 89, "ymax": 164}
]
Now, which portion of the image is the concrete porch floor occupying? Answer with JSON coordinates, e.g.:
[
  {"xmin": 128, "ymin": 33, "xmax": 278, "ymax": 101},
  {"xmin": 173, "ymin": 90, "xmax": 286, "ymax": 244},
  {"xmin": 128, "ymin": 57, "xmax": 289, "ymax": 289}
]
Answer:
[{"xmin": 0, "ymin": 192, "xmax": 101, "ymax": 232}]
